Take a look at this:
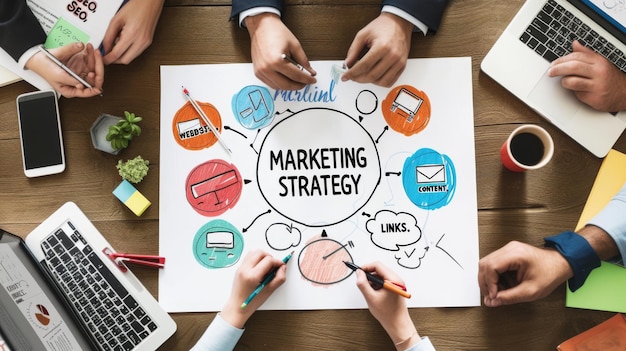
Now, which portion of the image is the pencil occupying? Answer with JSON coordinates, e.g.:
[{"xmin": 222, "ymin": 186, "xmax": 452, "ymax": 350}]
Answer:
[
  {"xmin": 182, "ymin": 86, "xmax": 232, "ymax": 154},
  {"xmin": 241, "ymin": 251, "xmax": 294, "ymax": 308},
  {"xmin": 343, "ymin": 261, "xmax": 411, "ymax": 299},
  {"xmin": 281, "ymin": 54, "xmax": 313, "ymax": 76},
  {"xmin": 37, "ymin": 45, "xmax": 94, "ymax": 90}
]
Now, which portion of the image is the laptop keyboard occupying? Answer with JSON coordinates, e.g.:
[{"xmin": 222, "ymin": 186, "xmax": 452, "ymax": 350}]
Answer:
[
  {"xmin": 40, "ymin": 222, "xmax": 157, "ymax": 351},
  {"xmin": 520, "ymin": 0, "xmax": 626, "ymax": 73}
]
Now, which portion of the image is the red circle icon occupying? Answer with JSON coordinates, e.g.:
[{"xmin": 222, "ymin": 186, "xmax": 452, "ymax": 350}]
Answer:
[{"xmin": 185, "ymin": 160, "xmax": 243, "ymax": 216}]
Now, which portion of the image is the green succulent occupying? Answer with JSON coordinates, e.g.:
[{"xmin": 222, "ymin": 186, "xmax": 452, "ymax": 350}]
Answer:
[
  {"xmin": 116, "ymin": 156, "xmax": 149, "ymax": 184},
  {"xmin": 106, "ymin": 111, "xmax": 142, "ymax": 150}
]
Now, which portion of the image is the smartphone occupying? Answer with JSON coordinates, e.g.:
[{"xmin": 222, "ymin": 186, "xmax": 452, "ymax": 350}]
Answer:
[{"xmin": 16, "ymin": 90, "xmax": 66, "ymax": 177}]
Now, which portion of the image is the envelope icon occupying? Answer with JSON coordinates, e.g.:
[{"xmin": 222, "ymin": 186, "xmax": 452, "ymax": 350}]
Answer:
[{"xmin": 416, "ymin": 164, "xmax": 446, "ymax": 184}]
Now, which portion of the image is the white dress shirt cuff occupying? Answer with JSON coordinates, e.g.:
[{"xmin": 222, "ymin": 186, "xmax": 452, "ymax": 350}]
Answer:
[
  {"xmin": 189, "ymin": 314, "xmax": 245, "ymax": 351},
  {"xmin": 587, "ymin": 183, "xmax": 626, "ymax": 266},
  {"xmin": 239, "ymin": 7, "xmax": 282, "ymax": 28},
  {"xmin": 382, "ymin": 5, "xmax": 428, "ymax": 35},
  {"xmin": 18, "ymin": 46, "xmax": 41, "ymax": 70}
]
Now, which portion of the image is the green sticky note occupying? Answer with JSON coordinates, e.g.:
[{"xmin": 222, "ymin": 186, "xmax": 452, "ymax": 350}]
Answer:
[
  {"xmin": 44, "ymin": 17, "xmax": 90, "ymax": 49},
  {"xmin": 566, "ymin": 262, "xmax": 626, "ymax": 313}
]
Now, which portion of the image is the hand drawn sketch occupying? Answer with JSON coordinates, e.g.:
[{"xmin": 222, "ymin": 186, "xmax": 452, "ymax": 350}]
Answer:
[
  {"xmin": 159, "ymin": 59, "xmax": 479, "ymax": 312},
  {"xmin": 298, "ymin": 230, "xmax": 355, "ymax": 285},
  {"xmin": 192, "ymin": 219, "xmax": 243, "ymax": 269}
]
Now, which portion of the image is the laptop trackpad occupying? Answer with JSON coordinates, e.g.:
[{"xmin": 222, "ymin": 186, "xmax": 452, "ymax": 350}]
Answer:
[{"xmin": 527, "ymin": 71, "xmax": 580, "ymax": 124}]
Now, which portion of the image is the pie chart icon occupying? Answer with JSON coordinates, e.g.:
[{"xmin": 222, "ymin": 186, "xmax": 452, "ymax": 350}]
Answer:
[{"xmin": 35, "ymin": 304, "xmax": 50, "ymax": 326}]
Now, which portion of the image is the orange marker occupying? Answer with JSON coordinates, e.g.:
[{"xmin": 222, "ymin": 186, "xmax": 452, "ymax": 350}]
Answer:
[{"xmin": 343, "ymin": 261, "xmax": 411, "ymax": 299}]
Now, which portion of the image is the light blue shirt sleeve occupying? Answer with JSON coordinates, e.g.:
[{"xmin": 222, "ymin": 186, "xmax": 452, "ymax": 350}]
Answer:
[
  {"xmin": 189, "ymin": 314, "xmax": 244, "ymax": 351},
  {"xmin": 404, "ymin": 336, "xmax": 436, "ymax": 351},
  {"xmin": 586, "ymin": 182, "xmax": 626, "ymax": 266}
]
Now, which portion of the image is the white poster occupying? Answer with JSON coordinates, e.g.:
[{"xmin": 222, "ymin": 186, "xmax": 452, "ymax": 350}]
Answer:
[{"xmin": 159, "ymin": 58, "xmax": 480, "ymax": 312}]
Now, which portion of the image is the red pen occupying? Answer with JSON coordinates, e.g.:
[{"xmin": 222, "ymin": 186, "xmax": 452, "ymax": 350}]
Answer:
[{"xmin": 103, "ymin": 248, "xmax": 165, "ymax": 272}]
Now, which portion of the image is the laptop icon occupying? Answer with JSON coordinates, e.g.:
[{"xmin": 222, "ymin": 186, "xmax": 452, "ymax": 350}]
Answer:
[
  {"xmin": 0, "ymin": 202, "xmax": 176, "ymax": 350},
  {"xmin": 481, "ymin": 0, "xmax": 626, "ymax": 157}
]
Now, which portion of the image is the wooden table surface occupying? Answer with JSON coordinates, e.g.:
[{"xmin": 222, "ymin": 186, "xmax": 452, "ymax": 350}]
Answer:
[{"xmin": 1, "ymin": 1, "xmax": 624, "ymax": 350}]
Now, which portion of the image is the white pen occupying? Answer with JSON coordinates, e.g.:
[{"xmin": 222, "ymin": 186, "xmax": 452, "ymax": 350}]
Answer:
[
  {"xmin": 281, "ymin": 54, "xmax": 313, "ymax": 76},
  {"xmin": 182, "ymin": 86, "xmax": 232, "ymax": 154},
  {"xmin": 38, "ymin": 45, "xmax": 94, "ymax": 90}
]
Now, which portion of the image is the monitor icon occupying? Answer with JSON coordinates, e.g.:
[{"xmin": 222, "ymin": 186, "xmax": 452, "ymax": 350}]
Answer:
[
  {"xmin": 239, "ymin": 89, "xmax": 270, "ymax": 122},
  {"xmin": 206, "ymin": 231, "xmax": 234, "ymax": 249},
  {"xmin": 390, "ymin": 88, "xmax": 423, "ymax": 122},
  {"xmin": 190, "ymin": 169, "xmax": 239, "ymax": 204}
]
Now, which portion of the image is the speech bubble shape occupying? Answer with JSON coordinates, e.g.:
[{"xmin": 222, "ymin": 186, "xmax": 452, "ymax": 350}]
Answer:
[{"xmin": 366, "ymin": 210, "xmax": 421, "ymax": 251}]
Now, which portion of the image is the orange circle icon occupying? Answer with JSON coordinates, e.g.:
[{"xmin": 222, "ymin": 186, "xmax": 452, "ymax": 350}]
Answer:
[
  {"xmin": 172, "ymin": 101, "xmax": 223, "ymax": 150},
  {"xmin": 381, "ymin": 85, "xmax": 431, "ymax": 136}
]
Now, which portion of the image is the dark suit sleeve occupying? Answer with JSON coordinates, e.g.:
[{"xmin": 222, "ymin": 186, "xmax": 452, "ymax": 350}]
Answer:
[
  {"xmin": 0, "ymin": 0, "xmax": 46, "ymax": 61},
  {"xmin": 230, "ymin": 0, "xmax": 284, "ymax": 21},
  {"xmin": 382, "ymin": 0, "xmax": 450, "ymax": 32}
]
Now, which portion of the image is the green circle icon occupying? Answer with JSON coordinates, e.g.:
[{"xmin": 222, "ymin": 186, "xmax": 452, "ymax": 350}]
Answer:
[{"xmin": 192, "ymin": 219, "xmax": 243, "ymax": 269}]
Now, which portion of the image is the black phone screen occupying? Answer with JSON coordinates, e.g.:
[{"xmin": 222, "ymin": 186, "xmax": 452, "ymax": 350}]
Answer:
[{"xmin": 18, "ymin": 92, "xmax": 63, "ymax": 170}]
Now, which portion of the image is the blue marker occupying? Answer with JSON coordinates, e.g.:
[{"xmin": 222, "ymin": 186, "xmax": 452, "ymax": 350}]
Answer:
[{"xmin": 241, "ymin": 251, "xmax": 293, "ymax": 308}]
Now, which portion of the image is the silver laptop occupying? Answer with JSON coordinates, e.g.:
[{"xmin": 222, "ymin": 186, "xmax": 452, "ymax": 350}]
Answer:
[
  {"xmin": 481, "ymin": 0, "xmax": 626, "ymax": 157},
  {"xmin": 0, "ymin": 202, "xmax": 176, "ymax": 350}
]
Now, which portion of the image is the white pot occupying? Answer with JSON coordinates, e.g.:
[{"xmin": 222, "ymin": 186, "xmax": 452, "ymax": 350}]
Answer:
[{"xmin": 90, "ymin": 114, "xmax": 122, "ymax": 155}]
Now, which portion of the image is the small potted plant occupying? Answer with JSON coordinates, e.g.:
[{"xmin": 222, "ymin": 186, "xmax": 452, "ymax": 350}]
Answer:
[
  {"xmin": 90, "ymin": 111, "xmax": 142, "ymax": 155},
  {"xmin": 116, "ymin": 155, "xmax": 150, "ymax": 184},
  {"xmin": 106, "ymin": 111, "xmax": 142, "ymax": 151},
  {"xmin": 112, "ymin": 155, "xmax": 151, "ymax": 216}
]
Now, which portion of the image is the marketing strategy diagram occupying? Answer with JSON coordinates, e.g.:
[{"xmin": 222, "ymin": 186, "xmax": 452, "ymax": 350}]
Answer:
[{"xmin": 159, "ymin": 58, "xmax": 480, "ymax": 312}]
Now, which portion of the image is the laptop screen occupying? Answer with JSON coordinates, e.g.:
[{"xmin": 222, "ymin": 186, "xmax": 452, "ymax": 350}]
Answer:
[
  {"xmin": 583, "ymin": 0, "xmax": 626, "ymax": 34},
  {"xmin": 0, "ymin": 230, "xmax": 91, "ymax": 350},
  {"xmin": 571, "ymin": 0, "xmax": 626, "ymax": 42}
]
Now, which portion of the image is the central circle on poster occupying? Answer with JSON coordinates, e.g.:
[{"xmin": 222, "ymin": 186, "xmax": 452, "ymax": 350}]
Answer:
[{"xmin": 257, "ymin": 108, "xmax": 381, "ymax": 227}]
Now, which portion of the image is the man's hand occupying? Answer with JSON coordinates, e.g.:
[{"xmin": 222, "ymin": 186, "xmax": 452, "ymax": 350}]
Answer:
[
  {"xmin": 548, "ymin": 40, "xmax": 626, "ymax": 112},
  {"xmin": 342, "ymin": 13, "xmax": 413, "ymax": 87},
  {"xmin": 478, "ymin": 241, "xmax": 573, "ymax": 307},
  {"xmin": 102, "ymin": 0, "xmax": 164, "ymax": 65},
  {"xmin": 245, "ymin": 13, "xmax": 317, "ymax": 90}
]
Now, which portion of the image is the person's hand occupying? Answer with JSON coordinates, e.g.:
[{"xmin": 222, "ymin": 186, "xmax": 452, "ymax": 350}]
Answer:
[
  {"xmin": 102, "ymin": 0, "xmax": 164, "ymax": 65},
  {"xmin": 245, "ymin": 13, "xmax": 317, "ymax": 90},
  {"xmin": 478, "ymin": 241, "xmax": 573, "ymax": 307},
  {"xmin": 25, "ymin": 42, "xmax": 104, "ymax": 98},
  {"xmin": 342, "ymin": 13, "xmax": 413, "ymax": 87},
  {"xmin": 548, "ymin": 40, "xmax": 626, "ymax": 112},
  {"xmin": 220, "ymin": 250, "xmax": 288, "ymax": 328},
  {"xmin": 355, "ymin": 261, "xmax": 420, "ymax": 350}
]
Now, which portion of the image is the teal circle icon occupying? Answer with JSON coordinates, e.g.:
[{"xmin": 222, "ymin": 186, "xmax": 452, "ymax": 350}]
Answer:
[{"xmin": 192, "ymin": 219, "xmax": 243, "ymax": 269}]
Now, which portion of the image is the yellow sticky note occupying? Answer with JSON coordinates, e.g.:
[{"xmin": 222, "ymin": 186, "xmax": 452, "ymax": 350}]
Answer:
[{"xmin": 126, "ymin": 191, "xmax": 151, "ymax": 216}]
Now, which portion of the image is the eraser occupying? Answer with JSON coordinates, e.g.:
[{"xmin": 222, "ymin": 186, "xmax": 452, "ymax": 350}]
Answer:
[
  {"xmin": 331, "ymin": 63, "xmax": 348, "ymax": 83},
  {"xmin": 113, "ymin": 179, "xmax": 151, "ymax": 216}
]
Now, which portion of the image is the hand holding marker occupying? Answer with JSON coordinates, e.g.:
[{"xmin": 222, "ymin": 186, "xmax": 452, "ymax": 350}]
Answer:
[
  {"xmin": 344, "ymin": 261, "xmax": 411, "ymax": 299},
  {"xmin": 241, "ymin": 251, "xmax": 294, "ymax": 308}
]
